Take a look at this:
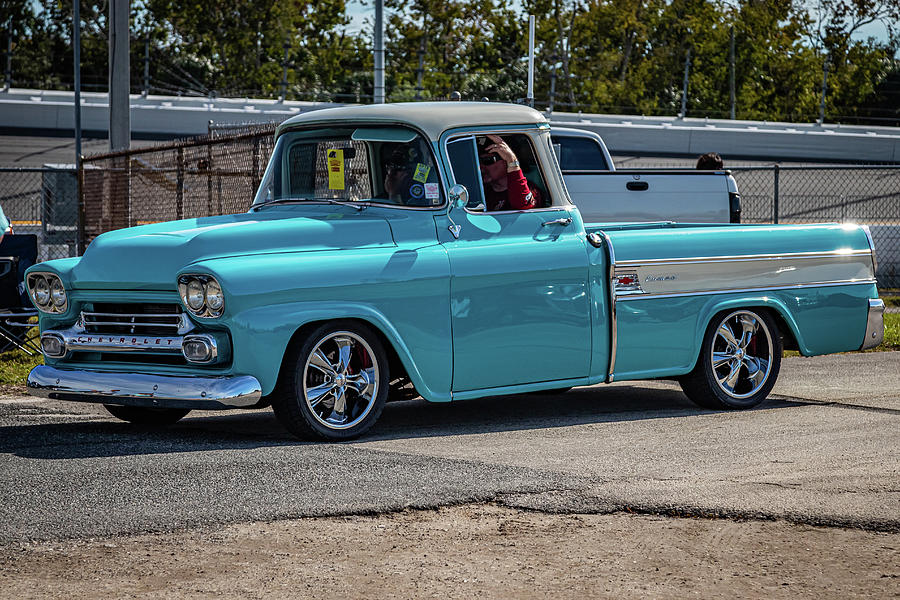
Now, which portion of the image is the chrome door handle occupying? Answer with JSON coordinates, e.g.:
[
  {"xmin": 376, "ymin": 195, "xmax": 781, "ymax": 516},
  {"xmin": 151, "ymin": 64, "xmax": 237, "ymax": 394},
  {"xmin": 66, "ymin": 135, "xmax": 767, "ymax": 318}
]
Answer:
[{"xmin": 542, "ymin": 217, "xmax": 573, "ymax": 227}]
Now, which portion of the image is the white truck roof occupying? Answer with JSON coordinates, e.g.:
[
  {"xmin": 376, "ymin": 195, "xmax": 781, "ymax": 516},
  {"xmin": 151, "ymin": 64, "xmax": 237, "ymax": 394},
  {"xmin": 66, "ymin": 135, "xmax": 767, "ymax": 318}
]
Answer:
[{"xmin": 277, "ymin": 102, "xmax": 548, "ymax": 141}]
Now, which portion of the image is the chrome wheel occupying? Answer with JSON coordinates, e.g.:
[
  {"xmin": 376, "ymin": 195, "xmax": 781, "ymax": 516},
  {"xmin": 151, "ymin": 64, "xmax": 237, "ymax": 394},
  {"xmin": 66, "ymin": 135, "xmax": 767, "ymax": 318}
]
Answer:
[
  {"xmin": 679, "ymin": 308, "xmax": 782, "ymax": 410},
  {"xmin": 303, "ymin": 330, "xmax": 380, "ymax": 430},
  {"xmin": 711, "ymin": 310, "xmax": 773, "ymax": 399}
]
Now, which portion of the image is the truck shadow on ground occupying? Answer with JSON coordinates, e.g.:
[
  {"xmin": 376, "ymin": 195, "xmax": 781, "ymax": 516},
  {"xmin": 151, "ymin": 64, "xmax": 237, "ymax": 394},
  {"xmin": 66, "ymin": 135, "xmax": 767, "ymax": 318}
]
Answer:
[{"xmin": 2, "ymin": 384, "xmax": 802, "ymax": 460}]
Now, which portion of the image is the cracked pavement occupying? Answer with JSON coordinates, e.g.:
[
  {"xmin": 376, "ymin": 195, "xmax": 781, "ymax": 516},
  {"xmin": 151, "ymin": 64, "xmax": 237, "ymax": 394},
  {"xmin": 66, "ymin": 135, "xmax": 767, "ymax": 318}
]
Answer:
[{"xmin": 1, "ymin": 352, "xmax": 898, "ymax": 544}]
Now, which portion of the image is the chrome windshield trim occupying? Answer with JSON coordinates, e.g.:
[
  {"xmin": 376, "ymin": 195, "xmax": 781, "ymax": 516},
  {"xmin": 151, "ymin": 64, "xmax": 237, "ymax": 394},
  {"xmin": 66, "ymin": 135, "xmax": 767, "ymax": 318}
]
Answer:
[
  {"xmin": 27, "ymin": 366, "xmax": 262, "ymax": 409},
  {"xmin": 615, "ymin": 249, "xmax": 873, "ymax": 268},
  {"xmin": 614, "ymin": 279, "xmax": 877, "ymax": 301}
]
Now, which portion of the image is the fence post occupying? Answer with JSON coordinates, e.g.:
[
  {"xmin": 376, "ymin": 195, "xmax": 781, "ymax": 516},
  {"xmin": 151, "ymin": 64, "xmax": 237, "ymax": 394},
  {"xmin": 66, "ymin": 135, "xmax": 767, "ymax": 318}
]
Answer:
[
  {"xmin": 252, "ymin": 138, "xmax": 261, "ymax": 197},
  {"xmin": 77, "ymin": 162, "xmax": 85, "ymax": 255},
  {"xmin": 176, "ymin": 147, "xmax": 184, "ymax": 220},
  {"xmin": 773, "ymin": 165, "xmax": 780, "ymax": 224},
  {"xmin": 206, "ymin": 144, "xmax": 213, "ymax": 215}
]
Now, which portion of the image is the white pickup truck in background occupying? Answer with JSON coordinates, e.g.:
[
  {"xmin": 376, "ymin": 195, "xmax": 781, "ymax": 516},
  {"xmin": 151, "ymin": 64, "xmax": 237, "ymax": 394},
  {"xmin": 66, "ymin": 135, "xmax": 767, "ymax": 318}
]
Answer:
[{"xmin": 551, "ymin": 127, "xmax": 742, "ymax": 223}]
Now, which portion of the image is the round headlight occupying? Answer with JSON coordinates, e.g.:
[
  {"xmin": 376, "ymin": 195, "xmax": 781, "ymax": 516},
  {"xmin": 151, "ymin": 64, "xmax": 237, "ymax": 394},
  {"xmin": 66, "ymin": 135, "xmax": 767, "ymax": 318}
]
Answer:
[
  {"xmin": 186, "ymin": 279, "xmax": 205, "ymax": 310},
  {"xmin": 50, "ymin": 278, "xmax": 67, "ymax": 307},
  {"xmin": 205, "ymin": 279, "xmax": 224, "ymax": 312},
  {"xmin": 33, "ymin": 276, "xmax": 50, "ymax": 307}
]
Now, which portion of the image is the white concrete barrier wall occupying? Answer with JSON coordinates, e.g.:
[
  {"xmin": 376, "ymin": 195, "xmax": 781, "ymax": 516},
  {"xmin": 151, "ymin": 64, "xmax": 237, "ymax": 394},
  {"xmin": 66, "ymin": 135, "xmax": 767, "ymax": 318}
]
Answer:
[{"xmin": 2, "ymin": 88, "xmax": 899, "ymax": 161}]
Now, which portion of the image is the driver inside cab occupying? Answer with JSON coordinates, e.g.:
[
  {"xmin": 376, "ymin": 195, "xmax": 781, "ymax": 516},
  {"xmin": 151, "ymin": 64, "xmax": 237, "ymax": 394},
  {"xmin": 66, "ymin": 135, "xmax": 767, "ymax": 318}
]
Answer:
[{"xmin": 478, "ymin": 134, "xmax": 542, "ymax": 212}]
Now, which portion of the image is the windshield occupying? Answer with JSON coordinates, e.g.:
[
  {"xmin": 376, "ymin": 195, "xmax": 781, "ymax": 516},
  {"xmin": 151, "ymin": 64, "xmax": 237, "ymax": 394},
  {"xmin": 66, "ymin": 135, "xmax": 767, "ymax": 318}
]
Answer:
[{"xmin": 252, "ymin": 126, "xmax": 444, "ymax": 208}]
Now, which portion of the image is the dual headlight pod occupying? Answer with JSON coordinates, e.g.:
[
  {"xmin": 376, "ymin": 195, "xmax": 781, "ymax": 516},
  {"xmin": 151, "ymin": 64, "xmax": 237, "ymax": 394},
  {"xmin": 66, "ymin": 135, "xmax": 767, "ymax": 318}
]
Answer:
[
  {"xmin": 27, "ymin": 272, "xmax": 68, "ymax": 314},
  {"xmin": 178, "ymin": 274, "xmax": 225, "ymax": 318}
]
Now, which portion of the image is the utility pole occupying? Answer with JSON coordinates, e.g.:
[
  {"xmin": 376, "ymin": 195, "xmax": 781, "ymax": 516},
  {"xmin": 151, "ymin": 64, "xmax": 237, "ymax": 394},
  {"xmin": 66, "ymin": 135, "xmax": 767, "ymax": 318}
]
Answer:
[
  {"xmin": 680, "ymin": 48, "xmax": 691, "ymax": 118},
  {"xmin": 374, "ymin": 0, "xmax": 384, "ymax": 103},
  {"xmin": 729, "ymin": 26, "xmax": 735, "ymax": 120},
  {"xmin": 819, "ymin": 59, "xmax": 829, "ymax": 124},
  {"xmin": 108, "ymin": 0, "xmax": 130, "ymax": 151}
]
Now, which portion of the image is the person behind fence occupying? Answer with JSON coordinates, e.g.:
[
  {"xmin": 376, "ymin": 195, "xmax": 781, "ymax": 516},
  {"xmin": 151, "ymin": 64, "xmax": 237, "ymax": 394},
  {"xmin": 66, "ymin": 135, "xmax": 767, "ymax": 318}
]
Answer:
[
  {"xmin": 0, "ymin": 203, "xmax": 10, "ymax": 243},
  {"xmin": 696, "ymin": 152, "xmax": 724, "ymax": 170},
  {"xmin": 478, "ymin": 134, "xmax": 541, "ymax": 211},
  {"xmin": 0, "ymin": 204, "xmax": 34, "ymax": 308}
]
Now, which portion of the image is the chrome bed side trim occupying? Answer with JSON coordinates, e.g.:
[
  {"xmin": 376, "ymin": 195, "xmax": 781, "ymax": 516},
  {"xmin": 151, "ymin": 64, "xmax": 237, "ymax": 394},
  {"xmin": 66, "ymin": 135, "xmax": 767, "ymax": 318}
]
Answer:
[{"xmin": 615, "ymin": 279, "xmax": 877, "ymax": 301}]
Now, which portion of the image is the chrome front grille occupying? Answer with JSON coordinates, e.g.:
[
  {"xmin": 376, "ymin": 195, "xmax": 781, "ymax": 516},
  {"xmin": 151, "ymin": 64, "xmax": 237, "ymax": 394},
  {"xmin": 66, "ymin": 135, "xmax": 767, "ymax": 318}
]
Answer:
[{"xmin": 81, "ymin": 303, "xmax": 191, "ymax": 336}]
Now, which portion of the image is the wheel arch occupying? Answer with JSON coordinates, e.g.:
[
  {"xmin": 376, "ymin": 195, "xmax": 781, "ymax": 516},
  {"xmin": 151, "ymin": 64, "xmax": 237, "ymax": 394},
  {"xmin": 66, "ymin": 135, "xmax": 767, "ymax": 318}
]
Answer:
[
  {"xmin": 272, "ymin": 316, "xmax": 413, "ymax": 399},
  {"xmin": 689, "ymin": 296, "xmax": 806, "ymax": 371},
  {"xmin": 235, "ymin": 299, "xmax": 444, "ymax": 402}
]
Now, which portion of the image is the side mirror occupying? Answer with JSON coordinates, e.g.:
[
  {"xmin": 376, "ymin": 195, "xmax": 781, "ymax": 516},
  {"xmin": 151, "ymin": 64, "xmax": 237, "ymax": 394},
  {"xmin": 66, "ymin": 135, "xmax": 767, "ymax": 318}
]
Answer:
[{"xmin": 448, "ymin": 184, "xmax": 469, "ymax": 210}]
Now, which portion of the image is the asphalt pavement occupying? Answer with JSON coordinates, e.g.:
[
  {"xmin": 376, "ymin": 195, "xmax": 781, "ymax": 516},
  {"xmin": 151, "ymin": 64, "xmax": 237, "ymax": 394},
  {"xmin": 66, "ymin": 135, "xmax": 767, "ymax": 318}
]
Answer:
[{"xmin": 1, "ymin": 352, "xmax": 898, "ymax": 544}]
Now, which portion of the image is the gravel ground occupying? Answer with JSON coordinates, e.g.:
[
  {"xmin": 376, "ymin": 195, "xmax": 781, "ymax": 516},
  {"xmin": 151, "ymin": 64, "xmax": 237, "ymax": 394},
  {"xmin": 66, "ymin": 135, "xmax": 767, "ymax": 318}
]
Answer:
[{"xmin": 1, "ymin": 504, "xmax": 897, "ymax": 599}]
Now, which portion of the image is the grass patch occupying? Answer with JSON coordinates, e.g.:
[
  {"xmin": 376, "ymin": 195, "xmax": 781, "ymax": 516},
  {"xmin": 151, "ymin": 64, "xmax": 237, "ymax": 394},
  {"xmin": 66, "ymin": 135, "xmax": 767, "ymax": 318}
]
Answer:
[
  {"xmin": 0, "ymin": 347, "xmax": 43, "ymax": 389},
  {"xmin": 883, "ymin": 312, "xmax": 900, "ymax": 351},
  {"xmin": 882, "ymin": 296, "xmax": 900, "ymax": 310}
]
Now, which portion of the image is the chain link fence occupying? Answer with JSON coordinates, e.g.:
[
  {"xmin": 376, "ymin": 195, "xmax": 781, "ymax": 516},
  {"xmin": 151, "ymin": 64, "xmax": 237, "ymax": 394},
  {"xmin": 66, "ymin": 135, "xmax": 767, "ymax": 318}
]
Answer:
[
  {"xmin": 0, "ymin": 166, "xmax": 79, "ymax": 261},
  {"xmin": 80, "ymin": 123, "xmax": 278, "ymax": 247},
  {"xmin": 2, "ymin": 129, "xmax": 898, "ymax": 287},
  {"xmin": 731, "ymin": 166, "xmax": 900, "ymax": 287}
]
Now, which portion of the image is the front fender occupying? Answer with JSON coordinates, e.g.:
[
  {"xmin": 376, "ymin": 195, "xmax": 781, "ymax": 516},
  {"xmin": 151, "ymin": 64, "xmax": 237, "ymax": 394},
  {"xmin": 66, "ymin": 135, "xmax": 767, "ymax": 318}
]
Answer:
[{"xmin": 229, "ymin": 300, "xmax": 451, "ymax": 401}]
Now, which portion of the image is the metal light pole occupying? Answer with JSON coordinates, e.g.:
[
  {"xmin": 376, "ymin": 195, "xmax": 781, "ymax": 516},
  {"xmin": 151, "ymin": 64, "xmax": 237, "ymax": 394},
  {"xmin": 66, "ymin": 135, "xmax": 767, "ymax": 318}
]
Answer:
[
  {"xmin": 415, "ymin": 39, "xmax": 424, "ymax": 101},
  {"xmin": 142, "ymin": 33, "xmax": 150, "ymax": 98},
  {"xmin": 819, "ymin": 59, "xmax": 829, "ymax": 124},
  {"xmin": 374, "ymin": 0, "xmax": 384, "ymax": 104},
  {"xmin": 280, "ymin": 39, "xmax": 290, "ymax": 102},
  {"xmin": 73, "ymin": 0, "xmax": 83, "ymax": 255},
  {"xmin": 527, "ymin": 15, "xmax": 535, "ymax": 108},
  {"xmin": 680, "ymin": 48, "xmax": 691, "ymax": 118},
  {"xmin": 3, "ymin": 17, "xmax": 11, "ymax": 91},
  {"xmin": 729, "ymin": 26, "xmax": 736, "ymax": 120}
]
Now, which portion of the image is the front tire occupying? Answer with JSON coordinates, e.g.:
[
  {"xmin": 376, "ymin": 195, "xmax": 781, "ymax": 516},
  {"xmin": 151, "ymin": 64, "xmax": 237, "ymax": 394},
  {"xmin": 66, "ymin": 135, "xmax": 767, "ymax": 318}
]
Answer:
[
  {"xmin": 272, "ymin": 321, "xmax": 389, "ymax": 441},
  {"xmin": 680, "ymin": 308, "xmax": 782, "ymax": 410},
  {"xmin": 104, "ymin": 405, "xmax": 190, "ymax": 426}
]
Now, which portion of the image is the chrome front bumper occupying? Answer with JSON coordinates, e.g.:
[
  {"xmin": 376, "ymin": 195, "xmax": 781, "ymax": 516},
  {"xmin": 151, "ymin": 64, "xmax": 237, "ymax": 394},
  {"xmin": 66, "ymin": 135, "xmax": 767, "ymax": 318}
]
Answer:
[
  {"xmin": 860, "ymin": 298, "xmax": 885, "ymax": 351},
  {"xmin": 27, "ymin": 365, "xmax": 262, "ymax": 410}
]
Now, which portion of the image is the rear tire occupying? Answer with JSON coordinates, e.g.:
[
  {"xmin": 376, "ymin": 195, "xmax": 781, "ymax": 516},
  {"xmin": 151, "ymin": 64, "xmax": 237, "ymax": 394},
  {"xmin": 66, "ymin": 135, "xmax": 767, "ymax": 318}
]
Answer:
[
  {"xmin": 104, "ymin": 405, "xmax": 190, "ymax": 426},
  {"xmin": 272, "ymin": 321, "xmax": 389, "ymax": 441},
  {"xmin": 680, "ymin": 308, "xmax": 782, "ymax": 410}
]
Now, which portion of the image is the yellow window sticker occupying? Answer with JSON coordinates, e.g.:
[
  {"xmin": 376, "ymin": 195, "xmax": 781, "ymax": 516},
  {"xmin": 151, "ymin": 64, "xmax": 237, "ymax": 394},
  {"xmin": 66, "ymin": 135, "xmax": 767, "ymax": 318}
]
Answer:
[
  {"xmin": 412, "ymin": 163, "xmax": 431, "ymax": 183},
  {"xmin": 327, "ymin": 149, "xmax": 345, "ymax": 190}
]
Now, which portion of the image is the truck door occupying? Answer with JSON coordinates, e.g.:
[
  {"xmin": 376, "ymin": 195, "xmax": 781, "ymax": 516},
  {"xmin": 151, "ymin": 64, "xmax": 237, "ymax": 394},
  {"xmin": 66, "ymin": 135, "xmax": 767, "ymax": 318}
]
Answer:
[{"xmin": 435, "ymin": 132, "xmax": 592, "ymax": 393}]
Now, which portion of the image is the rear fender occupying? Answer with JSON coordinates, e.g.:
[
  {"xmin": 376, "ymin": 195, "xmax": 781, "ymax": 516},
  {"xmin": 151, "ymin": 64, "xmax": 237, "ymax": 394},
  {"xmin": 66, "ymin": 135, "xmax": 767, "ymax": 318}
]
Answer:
[{"xmin": 689, "ymin": 296, "xmax": 806, "ymax": 370}]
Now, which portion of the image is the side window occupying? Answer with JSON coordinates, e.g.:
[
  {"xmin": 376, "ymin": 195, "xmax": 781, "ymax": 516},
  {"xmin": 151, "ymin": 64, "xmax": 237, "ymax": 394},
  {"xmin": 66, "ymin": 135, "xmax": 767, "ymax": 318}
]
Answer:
[
  {"xmin": 446, "ymin": 133, "xmax": 553, "ymax": 213},
  {"xmin": 476, "ymin": 133, "xmax": 551, "ymax": 211},
  {"xmin": 446, "ymin": 137, "xmax": 486, "ymax": 210},
  {"xmin": 552, "ymin": 135, "xmax": 610, "ymax": 171},
  {"xmin": 374, "ymin": 138, "xmax": 443, "ymax": 206}
]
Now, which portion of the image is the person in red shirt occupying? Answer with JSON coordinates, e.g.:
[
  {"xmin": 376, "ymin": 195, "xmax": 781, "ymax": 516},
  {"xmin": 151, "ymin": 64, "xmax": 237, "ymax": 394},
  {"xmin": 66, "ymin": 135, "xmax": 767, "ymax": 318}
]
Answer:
[{"xmin": 479, "ymin": 135, "xmax": 542, "ymax": 211}]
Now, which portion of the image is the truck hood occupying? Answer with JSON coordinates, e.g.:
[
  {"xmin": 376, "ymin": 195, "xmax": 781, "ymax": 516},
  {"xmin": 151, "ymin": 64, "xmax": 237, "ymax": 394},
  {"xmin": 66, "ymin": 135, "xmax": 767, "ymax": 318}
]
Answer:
[{"xmin": 71, "ymin": 209, "xmax": 396, "ymax": 290}]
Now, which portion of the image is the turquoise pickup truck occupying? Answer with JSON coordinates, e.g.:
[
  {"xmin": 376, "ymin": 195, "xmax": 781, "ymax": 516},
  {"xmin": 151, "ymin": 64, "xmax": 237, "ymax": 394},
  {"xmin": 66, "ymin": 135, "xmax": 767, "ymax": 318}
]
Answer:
[{"xmin": 25, "ymin": 103, "xmax": 884, "ymax": 440}]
